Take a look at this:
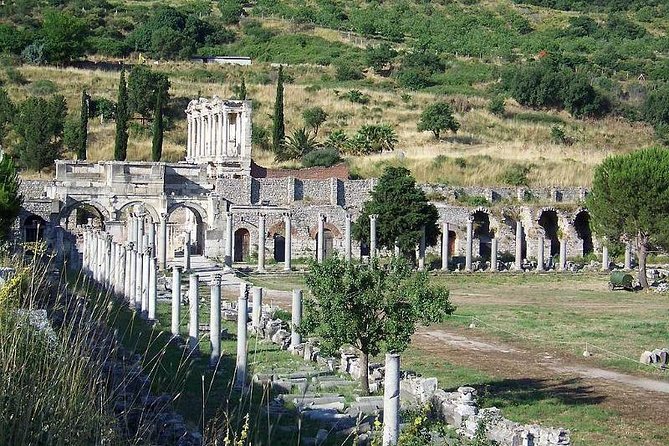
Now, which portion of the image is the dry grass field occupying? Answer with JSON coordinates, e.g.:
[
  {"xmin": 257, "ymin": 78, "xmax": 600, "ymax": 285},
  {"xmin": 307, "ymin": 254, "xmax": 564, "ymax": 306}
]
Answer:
[{"xmin": 2, "ymin": 60, "xmax": 656, "ymax": 185}]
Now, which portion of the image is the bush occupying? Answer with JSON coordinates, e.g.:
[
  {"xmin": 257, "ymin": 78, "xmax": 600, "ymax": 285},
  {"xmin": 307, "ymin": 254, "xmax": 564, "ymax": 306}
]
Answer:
[
  {"xmin": 501, "ymin": 164, "xmax": 531, "ymax": 186},
  {"xmin": 29, "ymin": 80, "xmax": 58, "ymax": 96},
  {"xmin": 251, "ymin": 123, "xmax": 271, "ymax": 151},
  {"xmin": 335, "ymin": 62, "xmax": 363, "ymax": 81},
  {"xmin": 302, "ymin": 148, "xmax": 342, "ymax": 168},
  {"xmin": 4, "ymin": 67, "xmax": 27, "ymax": 85},
  {"xmin": 342, "ymin": 89, "xmax": 370, "ymax": 104},
  {"xmin": 488, "ymin": 96, "xmax": 505, "ymax": 116},
  {"xmin": 90, "ymin": 97, "xmax": 116, "ymax": 120}
]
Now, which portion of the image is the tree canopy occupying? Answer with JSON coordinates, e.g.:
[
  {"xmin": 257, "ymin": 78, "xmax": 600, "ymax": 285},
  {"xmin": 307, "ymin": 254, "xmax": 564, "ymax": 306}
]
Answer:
[
  {"xmin": 0, "ymin": 155, "xmax": 22, "ymax": 240},
  {"xmin": 127, "ymin": 66, "xmax": 170, "ymax": 119},
  {"xmin": 417, "ymin": 102, "xmax": 460, "ymax": 139},
  {"xmin": 40, "ymin": 10, "xmax": 88, "ymax": 63},
  {"xmin": 114, "ymin": 69, "xmax": 129, "ymax": 161},
  {"xmin": 303, "ymin": 256, "xmax": 454, "ymax": 394},
  {"xmin": 272, "ymin": 65, "xmax": 285, "ymax": 154},
  {"xmin": 353, "ymin": 166, "xmax": 440, "ymax": 257},
  {"xmin": 586, "ymin": 147, "xmax": 669, "ymax": 288},
  {"xmin": 13, "ymin": 95, "xmax": 66, "ymax": 171}
]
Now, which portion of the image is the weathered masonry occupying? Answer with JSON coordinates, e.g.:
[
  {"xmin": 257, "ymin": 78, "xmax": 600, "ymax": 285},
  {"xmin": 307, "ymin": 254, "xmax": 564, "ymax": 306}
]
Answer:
[{"xmin": 16, "ymin": 97, "xmax": 609, "ymax": 272}]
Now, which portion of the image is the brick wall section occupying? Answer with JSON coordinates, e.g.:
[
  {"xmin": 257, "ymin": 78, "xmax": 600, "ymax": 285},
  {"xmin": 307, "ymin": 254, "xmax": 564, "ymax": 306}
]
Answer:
[{"xmin": 250, "ymin": 161, "xmax": 349, "ymax": 180}]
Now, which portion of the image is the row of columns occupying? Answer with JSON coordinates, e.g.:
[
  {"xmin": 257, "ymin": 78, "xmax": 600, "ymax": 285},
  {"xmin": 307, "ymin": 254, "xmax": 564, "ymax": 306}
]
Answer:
[
  {"xmin": 187, "ymin": 111, "xmax": 242, "ymax": 161},
  {"xmin": 127, "ymin": 213, "xmax": 168, "ymax": 272}
]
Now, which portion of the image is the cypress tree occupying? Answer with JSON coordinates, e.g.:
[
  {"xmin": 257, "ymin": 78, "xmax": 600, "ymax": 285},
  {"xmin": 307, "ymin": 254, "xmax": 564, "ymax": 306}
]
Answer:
[
  {"xmin": 239, "ymin": 77, "xmax": 247, "ymax": 100},
  {"xmin": 272, "ymin": 65, "xmax": 285, "ymax": 153},
  {"xmin": 151, "ymin": 82, "xmax": 164, "ymax": 162},
  {"xmin": 114, "ymin": 69, "xmax": 129, "ymax": 161},
  {"xmin": 77, "ymin": 89, "xmax": 89, "ymax": 160}
]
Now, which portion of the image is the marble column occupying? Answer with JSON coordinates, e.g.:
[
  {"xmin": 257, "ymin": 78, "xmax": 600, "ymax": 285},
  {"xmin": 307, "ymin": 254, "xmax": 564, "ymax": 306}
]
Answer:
[
  {"xmin": 369, "ymin": 214, "xmax": 378, "ymax": 260},
  {"xmin": 125, "ymin": 243, "xmax": 134, "ymax": 303},
  {"xmin": 491, "ymin": 237, "xmax": 498, "ymax": 272},
  {"xmin": 135, "ymin": 248, "xmax": 144, "ymax": 310},
  {"xmin": 290, "ymin": 289, "xmax": 302, "ymax": 349},
  {"xmin": 254, "ymin": 214, "xmax": 265, "ymax": 272},
  {"xmin": 441, "ymin": 222, "xmax": 449, "ymax": 271},
  {"xmin": 252, "ymin": 287, "xmax": 263, "ymax": 329},
  {"xmin": 225, "ymin": 212, "xmax": 233, "ymax": 268},
  {"xmin": 148, "ymin": 221, "xmax": 156, "ymax": 255},
  {"xmin": 559, "ymin": 239, "xmax": 567, "ymax": 271},
  {"xmin": 601, "ymin": 245, "xmax": 609, "ymax": 271},
  {"xmin": 515, "ymin": 221, "xmax": 523, "ymax": 271},
  {"xmin": 345, "ymin": 213, "xmax": 352, "ymax": 262},
  {"xmin": 171, "ymin": 266, "xmax": 182, "ymax": 337},
  {"xmin": 188, "ymin": 273, "xmax": 199, "ymax": 352},
  {"xmin": 184, "ymin": 231, "xmax": 191, "ymax": 271},
  {"xmin": 284, "ymin": 213, "xmax": 292, "ymax": 271},
  {"xmin": 137, "ymin": 217, "xmax": 145, "ymax": 252},
  {"xmin": 82, "ymin": 231, "xmax": 89, "ymax": 274},
  {"xmin": 418, "ymin": 226, "xmax": 426, "ymax": 271},
  {"xmin": 382, "ymin": 353, "xmax": 400, "ymax": 446},
  {"xmin": 148, "ymin": 256, "xmax": 157, "ymax": 320},
  {"xmin": 235, "ymin": 283, "xmax": 248, "ymax": 388},
  {"xmin": 187, "ymin": 116, "xmax": 192, "ymax": 159},
  {"xmin": 624, "ymin": 242, "xmax": 632, "ymax": 270},
  {"xmin": 210, "ymin": 274, "xmax": 222, "ymax": 367},
  {"xmin": 117, "ymin": 244, "xmax": 126, "ymax": 295},
  {"xmin": 536, "ymin": 237, "xmax": 545, "ymax": 271},
  {"xmin": 142, "ymin": 246, "xmax": 151, "ymax": 316},
  {"xmin": 465, "ymin": 217, "xmax": 473, "ymax": 272},
  {"xmin": 317, "ymin": 213, "xmax": 325, "ymax": 263},
  {"xmin": 158, "ymin": 214, "xmax": 167, "ymax": 270}
]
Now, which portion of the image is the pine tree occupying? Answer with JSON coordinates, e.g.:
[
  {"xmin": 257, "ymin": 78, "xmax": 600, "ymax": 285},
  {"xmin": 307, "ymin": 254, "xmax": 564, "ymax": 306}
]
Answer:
[
  {"xmin": 272, "ymin": 65, "xmax": 285, "ymax": 153},
  {"xmin": 77, "ymin": 89, "xmax": 89, "ymax": 160},
  {"xmin": 114, "ymin": 69, "xmax": 129, "ymax": 161},
  {"xmin": 151, "ymin": 81, "xmax": 164, "ymax": 162}
]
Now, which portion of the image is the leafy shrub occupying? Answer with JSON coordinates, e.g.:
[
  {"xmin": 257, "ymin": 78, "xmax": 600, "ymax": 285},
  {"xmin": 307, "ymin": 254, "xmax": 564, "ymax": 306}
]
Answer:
[
  {"xmin": 323, "ymin": 130, "xmax": 349, "ymax": 152},
  {"xmin": 342, "ymin": 124, "xmax": 398, "ymax": 155},
  {"xmin": 488, "ymin": 96, "xmax": 505, "ymax": 116},
  {"xmin": 550, "ymin": 126, "xmax": 572, "ymax": 145},
  {"xmin": 4, "ymin": 67, "xmax": 27, "ymax": 85},
  {"xmin": 342, "ymin": 89, "xmax": 370, "ymax": 104},
  {"xmin": 501, "ymin": 164, "xmax": 531, "ymax": 186},
  {"xmin": 29, "ymin": 80, "xmax": 57, "ymax": 96},
  {"xmin": 417, "ymin": 102, "xmax": 460, "ymax": 139},
  {"xmin": 276, "ymin": 127, "xmax": 320, "ymax": 161},
  {"xmin": 302, "ymin": 148, "xmax": 342, "ymax": 168},
  {"xmin": 251, "ymin": 123, "xmax": 271, "ymax": 151},
  {"xmin": 90, "ymin": 97, "xmax": 116, "ymax": 120},
  {"xmin": 335, "ymin": 62, "xmax": 363, "ymax": 81},
  {"xmin": 21, "ymin": 43, "xmax": 45, "ymax": 65}
]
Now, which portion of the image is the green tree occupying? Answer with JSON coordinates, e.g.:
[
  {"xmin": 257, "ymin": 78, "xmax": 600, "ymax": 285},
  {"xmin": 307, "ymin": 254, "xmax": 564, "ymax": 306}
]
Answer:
[
  {"xmin": 40, "ymin": 10, "xmax": 88, "ymax": 63},
  {"xmin": 0, "ymin": 88, "xmax": 15, "ymax": 146},
  {"xmin": 586, "ymin": 147, "xmax": 669, "ymax": 289},
  {"xmin": 232, "ymin": 77, "xmax": 247, "ymax": 100},
  {"xmin": 151, "ymin": 81, "xmax": 165, "ymax": 162},
  {"xmin": 417, "ymin": 102, "xmax": 460, "ymax": 139},
  {"xmin": 127, "ymin": 65, "xmax": 170, "ymax": 120},
  {"xmin": 353, "ymin": 166, "xmax": 440, "ymax": 256},
  {"xmin": 13, "ymin": 95, "xmax": 66, "ymax": 171},
  {"xmin": 302, "ymin": 106, "xmax": 327, "ymax": 136},
  {"xmin": 0, "ymin": 155, "xmax": 22, "ymax": 240},
  {"xmin": 272, "ymin": 65, "xmax": 285, "ymax": 154},
  {"xmin": 365, "ymin": 42, "xmax": 397, "ymax": 73},
  {"xmin": 219, "ymin": 0, "xmax": 244, "ymax": 25},
  {"xmin": 303, "ymin": 256, "xmax": 454, "ymax": 395},
  {"xmin": 77, "ymin": 90, "xmax": 89, "ymax": 160},
  {"xmin": 643, "ymin": 85, "xmax": 669, "ymax": 130},
  {"xmin": 276, "ymin": 128, "xmax": 320, "ymax": 162},
  {"xmin": 114, "ymin": 69, "xmax": 129, "ymax": 161}
]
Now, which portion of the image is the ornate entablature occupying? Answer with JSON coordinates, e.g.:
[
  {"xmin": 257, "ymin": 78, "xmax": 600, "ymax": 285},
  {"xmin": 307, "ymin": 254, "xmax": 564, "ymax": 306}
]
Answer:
[{"xmin": 185, "ymin": 97, "xmax": 252, "ymax": 171}]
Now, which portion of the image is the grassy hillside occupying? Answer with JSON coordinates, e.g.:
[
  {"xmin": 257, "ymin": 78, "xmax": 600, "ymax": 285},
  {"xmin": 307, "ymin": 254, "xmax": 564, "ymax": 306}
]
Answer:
[{"xmin": 1, "ymin": 0, "xmax": 667, "ymax": 185}]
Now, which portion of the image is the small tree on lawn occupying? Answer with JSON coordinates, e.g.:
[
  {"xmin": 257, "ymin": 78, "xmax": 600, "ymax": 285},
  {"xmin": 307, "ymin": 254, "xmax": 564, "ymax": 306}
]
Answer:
[
  {"xmin": 417, "ymin": 102, "xmax": 460, "ymax": 139},
  {"xmin": 303, "ymin": 256, "xmax": 454, "ymax": 395},
  {"xmin": 302, "ymin": 106, "xmax": 327, "ymax": 136},
  {"xmin": 586, "ymin": 147, "xmax": 669, "ymax": 289},
  {"xmin": 114, "ymin": 69, "xmax": 129, "ymax": 161},
  {"xmin": 353, "ymin": 166, "xmax": 440, "ymax": 257}
]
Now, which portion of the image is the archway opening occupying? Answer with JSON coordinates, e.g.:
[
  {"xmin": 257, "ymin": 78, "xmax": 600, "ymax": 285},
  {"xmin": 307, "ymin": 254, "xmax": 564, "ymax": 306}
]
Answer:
[
  {"xmin": 234, "ymin": 228, "xmax": 250, "ymax": 262},
  {"xmin": 538, "ymin": 210, "xmax": 560, "ymax": 256},
  {"xmin": 315, "ymin": 228, "xmax": 336, "ymax": 259},
  {"xmin": 24, "ymin": 215, "xmax": 46, "ymax": 242},
  {"xmin": 448, "ymin": 230, "xmax": 456, "ymax": 260},
  {"xmin": 167, "ymin": 206, "xmax": 206, "ymax": 258},
  {"xmin": 60, "ymin": 202, "xmax": 105, "ymax": 232},
  {"xmin": 472, "ymin": 211, "xmax": 493, "ymax": 260},
  {"xmin": 574, "ymin": 211, "xmax": 593, "ymax": 256},
  {"xmin": 273, "ymin": 234, "xmax": 285, "ymax": 262}
]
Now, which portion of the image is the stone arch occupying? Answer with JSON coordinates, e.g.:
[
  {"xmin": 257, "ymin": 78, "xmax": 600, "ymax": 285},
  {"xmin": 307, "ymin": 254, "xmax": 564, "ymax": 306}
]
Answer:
[
  {"xmin": 24, "ymin": 214, "xmax": 47, "ymax": 242},
  {"xmin": 471, "ymin": 208, "xmax": 494, "ymax": 260},
  {"xmin": 234, "ymin": 227, "xmax": 251, "ymax": 262},
  {"xmin": 166, "ymin": 202, "xmax": 208, "ymax": 256},
  {"xmin": 59, "ymin": 200, "xmax": 110, "ymax": 230},
  {"xmin": 116, "ymin": 200, "xmax": 160, "ymax": 223},
  {"xmin": 267, "ymin": 220, "xmax": 298, "ymax": 237},
  {"xmin": 308, "ymin": 222, "xmax": 342, "ymax": 239},
  {"xmin": 573, "ymin": 209, "xmax": 594, "ymax": 256},
  {"xmin": 537, "ymin": 208, "xmax": 560, "ymax": 257}
]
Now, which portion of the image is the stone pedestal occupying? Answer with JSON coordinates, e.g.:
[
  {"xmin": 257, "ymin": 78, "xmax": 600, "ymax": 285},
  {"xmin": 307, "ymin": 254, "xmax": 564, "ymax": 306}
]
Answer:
[{"xmin": 383, "ymin": 353, "xmax": 400, "ymax": 446}]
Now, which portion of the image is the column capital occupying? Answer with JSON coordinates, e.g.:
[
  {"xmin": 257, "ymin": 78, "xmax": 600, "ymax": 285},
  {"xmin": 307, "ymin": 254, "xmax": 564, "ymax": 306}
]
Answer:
[
  {"xmin": 467, "ymin": 215, "xmax": 475, "ymax": 223},
  {"xmin": 283, "ymin": 212, "xmax": 292, "ymax": 219},
  {"xmin": 345, "ymin": 213, "xmax": 352, "ymax": 220},
  {"xmin": 172, "ymin": 265, "xmax": 182, "ymax": 273},
  {"xmin": 369, "ymin": 214, "xmax": 379, "ymax": 221},
  {"xmin": 257, "ymin": 212, "xmax": 266, "ymax": 219},
  {"xmin": 318, "ymin": 213, "xmax": 326, "ymax": 222},
  {"xmin": 127, "ymin": 241, "xmax": 135, "ymax": 250},
  {"xmin": 211, "ymin": 274, "xmax": 222, "ymax": 286}
]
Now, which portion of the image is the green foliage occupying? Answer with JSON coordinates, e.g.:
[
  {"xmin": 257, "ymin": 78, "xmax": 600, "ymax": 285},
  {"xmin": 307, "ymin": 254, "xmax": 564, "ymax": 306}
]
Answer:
[
  {"xmin": 341, "ymin": 89, "xmax": 370, "ymax": 105},
  {"xmin": 21, "ymin": 43, "xmax": 45, "ymax": 65},
  {"xmin": 63, "ymin": 118, "xmax": 82, "ymax": 155},
  {"xmin": 272, "ymin": 65, "xmax": 285, "ymax": 153},
  {"xmin": 232, "ymin": 77, "xmax": 247, "ymax": 100},
  {"xmin": 353, "ymin": 166, "xmax": 441, "ymax": 255},
  {"xmin": 77, "ymin": 90, "xmax": 89, "ymax": 160},
  {"xmin": 500, "ymin": 164, "xmax": 531, "ymax": 187},
  {"xmin": 219, "ymin": 0, "xmax": 244, "ymax": 25},
  {"xmin": 0, "ymin": 156, "xmax": 22, "ymax": 239},
  {"xmin": 90, "ymin": 97, "xmax": 116, "ymax": 120},
  {"xmin": 643, "ymin": 85, "xmax": 669, "ymax": 130},
  {"xmin": 303, "ymin": 256, "xmax": 454, "ymax": 393},
  {"xmin": 335, "ymin": 62, "xmax": 363, "ymax": 81},
  {"xmin": 323, "ymin": 130, "xmax": 349, "ymax": 152},
  {"xmin": 114, "ymin": 69, "xmax": 129, "ymax": 161},
  {"xmin": 0, "ymin": 88, "xmax": 15, "ymax": 144},
  {"xmin": 127, "ymin": 66, "xmax": 170, "ymax": 119},
  {"xmin": 251, "ymin": 123, "xmax": 271, "ymax": 151},
  {"xmin": 301, "ymin": 148, "xmax": 341, "ymax": 168},
  {"xmin": 29, "ymin": 80, "xmax": 57, "ymax": 96},
  {"xmin": 341, "ymin": 124, "xmax": 398, "ymax": 156},
  {"xmin": 586, "ymin": 147, "xmax": 669, "ymax": 288},
  {"xmin": 13, "ymin": 95, "xmax": 66, "ymax": 170},
  {"xmin": 417, "ymin": 102, "xmax": 460, "ymax": 139},
  {"xmin": 365, "ymin": 43, "xmax": 397, "ymax": 73},
  {"xmin": 488, "ymin": 96, "xmax": 505, "ymax": 117},
  {"xmin": 151, "ymin": 81, "xmax": 165, "ymax": 162},
  {"xmin": 276, "ymin": 127, "xmax": 320, "ymax": 162},
  {"xmin": 40, "ymin": 10, "xmax": 88, "ymax": 63},
  {"xmin": 4, "ymin": 67, "xmax": 27, "ymax": 86},
  {"xmin": 302, "ymin": 106, "xmax": 327, "ymax": 136}
]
